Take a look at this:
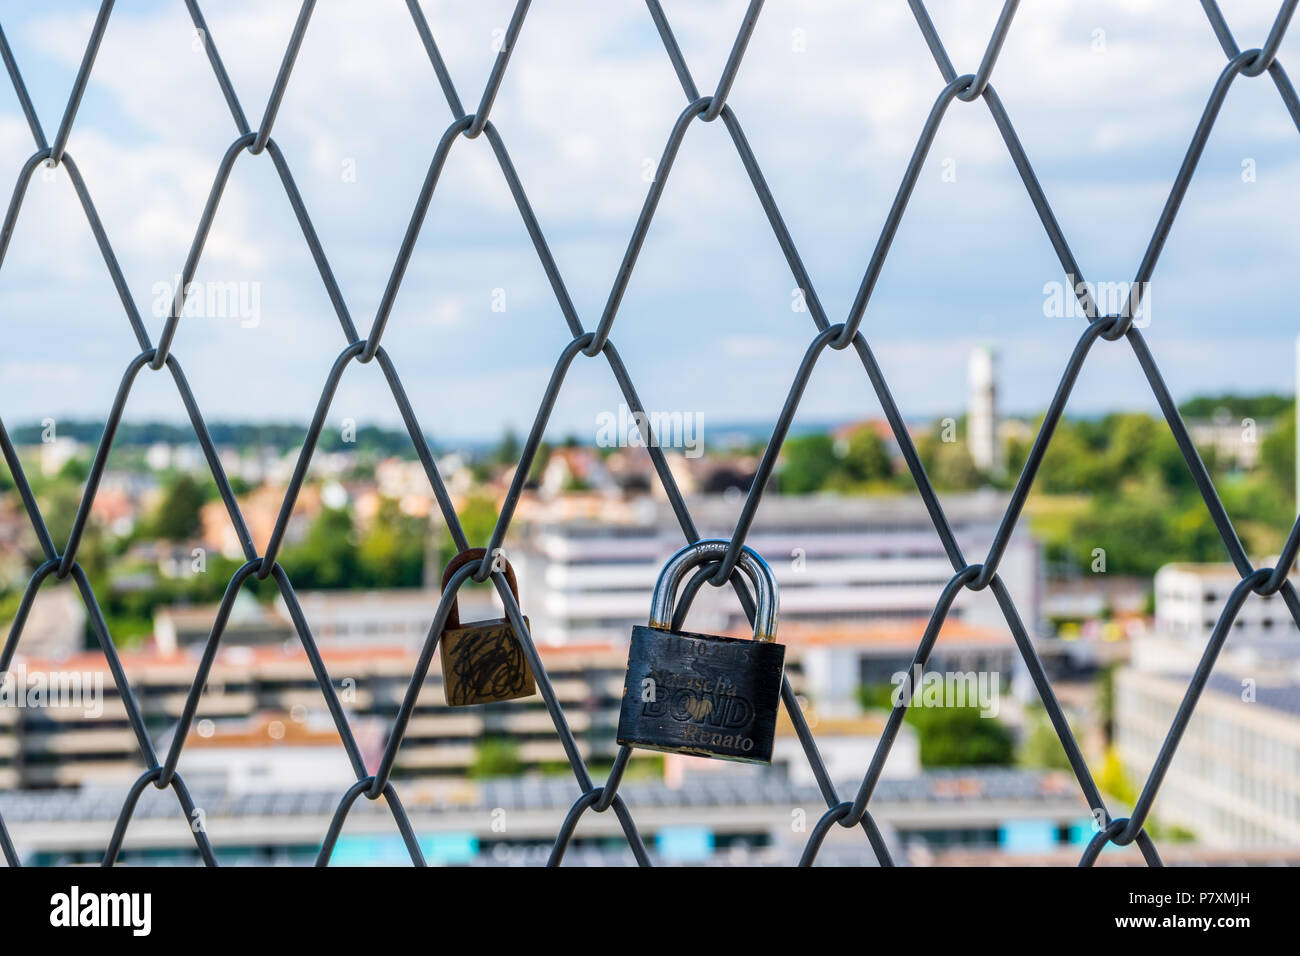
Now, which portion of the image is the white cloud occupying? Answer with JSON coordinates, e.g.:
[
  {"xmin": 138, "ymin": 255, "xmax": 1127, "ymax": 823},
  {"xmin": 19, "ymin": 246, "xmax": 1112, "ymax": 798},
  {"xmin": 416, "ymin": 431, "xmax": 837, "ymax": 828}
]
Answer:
[{"xmin": 0, "ymin": 0, "xmax": 1297, "ymax": 436}]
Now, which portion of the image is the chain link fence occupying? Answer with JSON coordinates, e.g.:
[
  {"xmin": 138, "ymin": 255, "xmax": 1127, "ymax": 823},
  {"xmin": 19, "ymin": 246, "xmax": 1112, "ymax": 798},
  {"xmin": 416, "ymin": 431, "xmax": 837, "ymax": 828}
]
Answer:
[{"xmin": 1, "ymin": 0, "xmax": 1298, "ymax": 867}]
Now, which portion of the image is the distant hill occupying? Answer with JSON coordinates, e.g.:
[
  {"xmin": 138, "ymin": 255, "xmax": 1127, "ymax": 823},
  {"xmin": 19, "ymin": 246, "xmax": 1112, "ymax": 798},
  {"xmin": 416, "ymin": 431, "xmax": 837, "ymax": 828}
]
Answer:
[
  {"xmin": 4, "ymin": 420, "xmax": 426, "ymax": 457},
  {"xmin": 1177, "ymin": 394, "xmax": 1292, "ymax": 421}
]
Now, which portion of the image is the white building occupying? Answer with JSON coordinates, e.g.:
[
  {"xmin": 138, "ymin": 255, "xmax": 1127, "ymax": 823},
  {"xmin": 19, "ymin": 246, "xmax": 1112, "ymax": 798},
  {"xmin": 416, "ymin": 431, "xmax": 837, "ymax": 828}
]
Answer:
[
  {"xmin": 1115, "ymin": 667, "xmax": 1300, "ymax": 846},
  {"xmin": 1185, "ymin": 412, "xmax": 1272, "ymax": 471},
  {"xmin": 1144, "ymin": 562, "xmax": 1297, "ymax": 672},
  {"xmin": 154, "ymin": 588, "xmax": 502, "ymax": 652},
  {"xmin": 1115, "ymin": 560, "xmax": 1300, "ymax": 846},
  {"xmin": 511, "ymin": 492, "xmax": 1040, "ymax": 650},
  {"xmin": 37, "ymin": 437, "xmax": 82, "ymax": 477}
]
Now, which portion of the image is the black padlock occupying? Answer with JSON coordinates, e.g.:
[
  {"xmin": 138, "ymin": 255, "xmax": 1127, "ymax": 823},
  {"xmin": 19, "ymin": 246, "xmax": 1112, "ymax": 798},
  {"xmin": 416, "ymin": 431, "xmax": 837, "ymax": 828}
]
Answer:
[{"xmin": 617, "ymin": 540, "xmax": 784, "ymax": 764}]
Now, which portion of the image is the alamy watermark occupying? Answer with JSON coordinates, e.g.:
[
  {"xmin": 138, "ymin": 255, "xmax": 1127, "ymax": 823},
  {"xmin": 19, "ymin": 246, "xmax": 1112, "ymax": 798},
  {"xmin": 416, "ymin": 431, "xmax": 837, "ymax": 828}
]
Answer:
[
  {"xmin": 596, "ymin": 403, "xmax": 704, "ymax": 458},
  {"xmin": 1042, "ymin": 275, "xmax": 1151, "ymax": 327},
  {"xmin": 50, "ymin": 886, "xmax": 151, "ymax": 936},
  {"xmin": 151, "ymin": 275, "xmax": 261, "ymax": 328},
  {"xmin": 1, "ymin": 665, "xmax": 104, "ymax": 718},
  {"xmin": 890, "ymin": 666, "xmax": 1001, "ymax": 718}
]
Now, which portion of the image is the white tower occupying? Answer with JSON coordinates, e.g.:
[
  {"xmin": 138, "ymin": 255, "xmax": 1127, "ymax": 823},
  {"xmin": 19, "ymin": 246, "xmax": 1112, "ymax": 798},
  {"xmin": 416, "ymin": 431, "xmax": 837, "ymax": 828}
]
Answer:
[{"xmin": 968, "ymin": 346, "xmax": 999, "ymax": 474}]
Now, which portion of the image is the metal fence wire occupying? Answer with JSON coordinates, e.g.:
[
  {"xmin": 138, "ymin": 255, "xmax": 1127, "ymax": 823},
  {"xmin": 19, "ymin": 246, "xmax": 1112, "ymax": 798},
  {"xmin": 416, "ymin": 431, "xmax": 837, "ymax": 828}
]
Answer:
[{"xmin": 0, "ymin": 0, "xmax": 1298, "ymax": 868}]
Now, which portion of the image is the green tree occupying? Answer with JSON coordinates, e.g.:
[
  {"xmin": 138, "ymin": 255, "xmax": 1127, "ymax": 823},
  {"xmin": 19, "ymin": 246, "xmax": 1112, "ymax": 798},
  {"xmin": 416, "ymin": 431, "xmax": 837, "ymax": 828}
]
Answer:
[
  {"xmin": 38, "ymin": 479, "xmax": 90, "ymax": 553},
  {"xmin": 857, "ymin": 683, "xmax": 1013, "ymax": 767},
  {"xmin": 921, "ymin": 437, "xmax": 981, "ymax": 491},
  {"xmin": 841, "ymin": 427, "xmax": 892, "ymax": 484},
  {"xmin": 57, "ymin": 456, "xmax": 91, "ymax": 484},
  {"xmin": 780, "ymin": 433, "xmax": 838, "ymax": 493},
  {"xmin": 912, "ymin": 706, "xmax": 1015, "ymax": 767},
  {"xmin": 1144, "ymin": 428, "xmax": 1198, "ymax": 495},
  {"xmin": 1018, "ymin": 704, "xmax": 1073, "ymax": 770},
  {"xmin": 282, "ymin": 507, "xmax": 358, "ymax": 589},
  {"xmin": 496, "ymin": 427, "xmax": 521, "ymax": 466},
  {"xmin": 459, "ymin": 494, "xmax": 499, "ymax": 548},
  {"xmin": 527, "ymin": 441, "xmax": 552, "ymax": 484},
  {"xmin": 469, "ymin": 736, "xmax": 522, "ymax": 778},
  {"xmin": 434, "ymin": 494, "xmax": 501, "ymax": 575},
  {"xmin": 149, "ymin": 474, "xmax": 206, "ymax": 541},
  {"xmin": 1002, "ymin": 434, "xmax": 1031, "ymax": 484},
  {"xmin": 1103, "ymin": 413, "xmax": 1163, "ymax": 479},
  {"xmin": 358, "ymin": 498, "xmax": 426, "ymax": 587},
  {"xmin": 1035, "ymin": 420, "xmax": 1105, "ymax": 493},
  {"xmin": 1178, "ymin": 393, "xmax": 1290, "ymax": 420},
  {"xmin": 1260, "ymin": 406, "xmax": 1295, "ymax": 509}
]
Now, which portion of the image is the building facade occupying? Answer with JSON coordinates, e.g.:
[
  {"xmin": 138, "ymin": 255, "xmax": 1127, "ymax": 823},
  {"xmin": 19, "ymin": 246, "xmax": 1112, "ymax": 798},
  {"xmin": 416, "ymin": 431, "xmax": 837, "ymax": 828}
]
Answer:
[
  {"xmin": 0, "ymin": 767, "xmax": 1093, "ymax": 866},
  {"xmin": 0, "ymin": 609, "xmax": 1016, "ymax": 790},
  {"xmin": 1115, "ymin": 560, "xmax": 1300, "ymax": 846},
  {"xmin": 1151, "ymin": 562, "xmax": 1297, "ymax": 657},
  {"xmin": 1115, "ymin": 668, "xmax": 1300, "ymax": 846},
  {"xmin": 511, "ymin": 493, "xmax": 1040, "ymax": 650}
]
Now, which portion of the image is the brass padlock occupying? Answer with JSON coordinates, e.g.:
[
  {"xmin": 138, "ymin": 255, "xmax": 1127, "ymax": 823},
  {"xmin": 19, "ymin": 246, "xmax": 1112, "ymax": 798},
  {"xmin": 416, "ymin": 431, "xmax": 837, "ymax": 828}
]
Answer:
[
  {"xmin": 439, "ymin": 549, "xmax": 536, "ymax": 706},
  {"xmin": 616, "ymin": 540, "xmax": 784, "ymax": 763}
]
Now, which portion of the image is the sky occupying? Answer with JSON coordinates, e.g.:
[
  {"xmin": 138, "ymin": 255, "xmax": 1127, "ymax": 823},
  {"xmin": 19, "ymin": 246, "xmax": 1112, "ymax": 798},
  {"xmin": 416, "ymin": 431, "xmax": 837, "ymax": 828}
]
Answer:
[{"xmin": 0, "ymin": 0, "xmax": 1298, "ymax": 444}]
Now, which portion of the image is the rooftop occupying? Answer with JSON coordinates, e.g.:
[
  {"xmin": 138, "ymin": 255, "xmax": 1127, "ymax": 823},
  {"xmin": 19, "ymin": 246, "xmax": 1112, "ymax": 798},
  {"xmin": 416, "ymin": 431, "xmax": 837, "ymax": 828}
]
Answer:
[
  {"xmin": 0, "ymin": 767, "xmax": 1083, "ymax": 826},
  {"xmin": 6, "ymin": 615, "xmax": 1011, "ymax": 676},
  {"xmin": 1138, "ymin": 668, "xmax": 1300, "ymax": 719},
  {"xmin": 528, "ymin": 491, "xmax": 1014, "ymax": 531}
]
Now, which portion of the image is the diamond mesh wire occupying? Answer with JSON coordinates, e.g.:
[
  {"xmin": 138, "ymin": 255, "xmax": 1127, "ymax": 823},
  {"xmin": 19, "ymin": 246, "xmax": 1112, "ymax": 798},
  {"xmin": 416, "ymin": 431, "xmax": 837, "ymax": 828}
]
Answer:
[{"xmin": 1, "ymin": 0, "xmax": 1298, "ymax": 867}]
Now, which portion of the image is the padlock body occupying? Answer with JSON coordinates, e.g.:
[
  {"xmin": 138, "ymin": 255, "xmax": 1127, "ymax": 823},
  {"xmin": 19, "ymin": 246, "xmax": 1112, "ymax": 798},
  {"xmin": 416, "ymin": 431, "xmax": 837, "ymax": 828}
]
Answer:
[
  {"xmin": 617, "ymin": 625, "xmax": 785, "ymax": 763},
  {"xmin": 440, "ymin": 616, "xmax": 535, "ymax": 706}
]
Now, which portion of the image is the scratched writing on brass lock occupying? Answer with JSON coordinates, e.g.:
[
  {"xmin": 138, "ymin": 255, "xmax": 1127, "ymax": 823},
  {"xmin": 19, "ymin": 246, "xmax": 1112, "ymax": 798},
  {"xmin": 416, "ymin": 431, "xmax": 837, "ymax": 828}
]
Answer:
[{"xmin": 442, "ymin": 622, "xmax": 534, "ymax": 707}]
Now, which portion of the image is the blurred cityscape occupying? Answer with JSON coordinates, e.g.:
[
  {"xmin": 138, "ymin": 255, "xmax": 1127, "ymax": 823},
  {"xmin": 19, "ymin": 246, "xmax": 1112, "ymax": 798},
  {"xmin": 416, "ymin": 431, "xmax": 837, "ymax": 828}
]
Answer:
[{"xmin": 2, "ymin": 345, "xmax": 1298, "ymax": 865}]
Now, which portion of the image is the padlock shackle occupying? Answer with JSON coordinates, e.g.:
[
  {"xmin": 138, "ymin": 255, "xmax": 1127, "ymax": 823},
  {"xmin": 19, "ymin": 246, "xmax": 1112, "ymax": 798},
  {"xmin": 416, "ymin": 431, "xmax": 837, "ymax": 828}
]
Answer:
[
  {"xmin": 647, "ymin": 539, "xmax": 779, "ymax": 642},
  {"xmin": 440, "ymin": 548, "xmax": 520, "ymax": 631}
]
